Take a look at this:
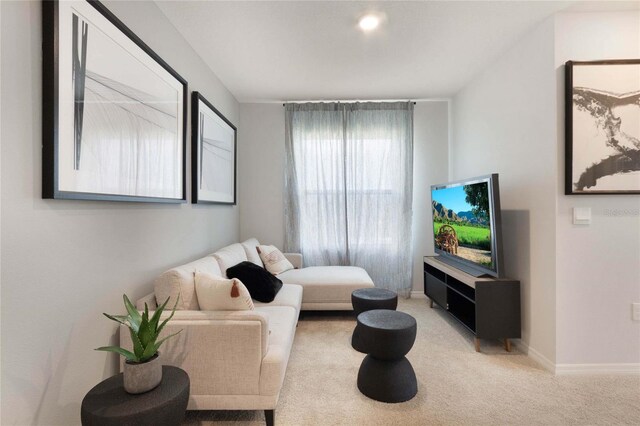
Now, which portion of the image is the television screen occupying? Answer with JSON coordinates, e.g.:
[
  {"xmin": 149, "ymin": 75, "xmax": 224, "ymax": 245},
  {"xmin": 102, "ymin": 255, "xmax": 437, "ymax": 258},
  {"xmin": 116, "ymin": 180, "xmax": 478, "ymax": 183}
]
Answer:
[{"xmin": 431, "ymin": 175, "xmax": 502, "ymax": 276}]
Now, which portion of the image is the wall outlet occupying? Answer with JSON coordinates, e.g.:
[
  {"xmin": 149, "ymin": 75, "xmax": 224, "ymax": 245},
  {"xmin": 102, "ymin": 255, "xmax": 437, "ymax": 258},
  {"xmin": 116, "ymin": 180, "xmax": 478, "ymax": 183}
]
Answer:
[{"xmin": 633, "ymin": 303, "xmax": 640, "ymax": 321}]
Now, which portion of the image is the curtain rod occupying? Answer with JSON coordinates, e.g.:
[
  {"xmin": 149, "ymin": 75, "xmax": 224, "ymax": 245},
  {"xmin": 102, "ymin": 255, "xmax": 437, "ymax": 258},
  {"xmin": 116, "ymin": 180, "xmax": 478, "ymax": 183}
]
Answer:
[{"xmin": 282, "ymin": 101, "xmax": 417, "ymax": 106}]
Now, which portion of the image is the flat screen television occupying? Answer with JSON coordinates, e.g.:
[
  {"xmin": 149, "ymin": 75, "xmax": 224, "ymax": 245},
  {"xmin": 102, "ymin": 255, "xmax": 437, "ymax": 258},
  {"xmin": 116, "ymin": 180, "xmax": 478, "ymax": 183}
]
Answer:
[{"xmin": 430, "ymin": 174, "xmax": 504, "ymax": 278}]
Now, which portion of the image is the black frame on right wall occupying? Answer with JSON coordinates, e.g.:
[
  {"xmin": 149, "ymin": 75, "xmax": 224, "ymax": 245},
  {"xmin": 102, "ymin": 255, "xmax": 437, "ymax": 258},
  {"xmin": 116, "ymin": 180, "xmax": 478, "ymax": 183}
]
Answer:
[{"xmin": 565, "ymin": 59, "xmax": 640, "ymax": 195}]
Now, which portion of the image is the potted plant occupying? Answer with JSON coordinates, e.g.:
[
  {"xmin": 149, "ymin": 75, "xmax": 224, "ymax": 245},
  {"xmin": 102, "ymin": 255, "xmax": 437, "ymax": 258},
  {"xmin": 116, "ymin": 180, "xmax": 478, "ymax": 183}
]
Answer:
[{"xmin": 96, "ymin": 295, "xmax": 181, "ymax": 394}]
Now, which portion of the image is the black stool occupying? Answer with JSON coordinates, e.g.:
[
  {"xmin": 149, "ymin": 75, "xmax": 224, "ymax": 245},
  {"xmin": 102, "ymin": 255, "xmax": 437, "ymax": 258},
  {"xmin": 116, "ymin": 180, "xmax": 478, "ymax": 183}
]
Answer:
[
  {"xmin": 356, "ymin": 309, "xmax": 417, "ymax": 403},
  {"xmin": 351, "ymin": 288, "xmax": 398, "ymax": 352},
  {"xmin": 351, "ymin": 288, "xmax": 398, "ymax": 315}
]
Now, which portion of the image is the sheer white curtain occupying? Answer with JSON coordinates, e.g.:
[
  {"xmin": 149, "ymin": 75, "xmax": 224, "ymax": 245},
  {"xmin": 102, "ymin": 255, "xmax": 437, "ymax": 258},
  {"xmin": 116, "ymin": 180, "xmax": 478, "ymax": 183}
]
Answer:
[{"xmin": 285, "ymin": 102, "xmax": 414, "ymax": 296}]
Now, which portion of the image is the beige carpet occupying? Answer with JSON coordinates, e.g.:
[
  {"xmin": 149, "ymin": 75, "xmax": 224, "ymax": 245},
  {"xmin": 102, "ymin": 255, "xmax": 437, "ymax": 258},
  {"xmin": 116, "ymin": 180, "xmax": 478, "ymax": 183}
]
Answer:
[{"xmin": 184, "ymin": 298, "xmax": 640, "ymax": 425}]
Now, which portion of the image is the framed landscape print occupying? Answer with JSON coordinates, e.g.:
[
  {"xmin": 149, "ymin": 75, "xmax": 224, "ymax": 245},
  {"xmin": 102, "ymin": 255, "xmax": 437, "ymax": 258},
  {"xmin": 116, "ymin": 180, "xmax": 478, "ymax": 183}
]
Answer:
[
  {"xmin": 191, "ymin": 92, "xmax": 237, "ymax": 205},
  {"xmin": 565, "ymin": 60, "xmax": 640, "ymax": 195},
  {"xmin": 42, "ymin": 0, "xmax": 187, "ymax": 202}
]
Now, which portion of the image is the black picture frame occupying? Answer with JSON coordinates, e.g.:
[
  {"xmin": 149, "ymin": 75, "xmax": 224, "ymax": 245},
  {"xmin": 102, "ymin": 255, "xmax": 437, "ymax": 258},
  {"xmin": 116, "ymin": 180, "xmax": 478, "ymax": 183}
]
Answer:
[
  {"xmin": 42, "ymin": 0, "xmax": 188, "ymax": 203},
  {"xmin": 191, "ymin": 92, "xmax": 237, "ymax": 205},
  {"xmin": 565, "ymin": 59, "xmax": 640, "ymax": 195}
]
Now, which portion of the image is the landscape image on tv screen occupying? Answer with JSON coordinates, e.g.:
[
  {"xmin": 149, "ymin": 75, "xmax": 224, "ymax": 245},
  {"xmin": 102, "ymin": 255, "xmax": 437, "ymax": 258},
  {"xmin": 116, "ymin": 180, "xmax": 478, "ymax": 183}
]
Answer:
[{"xmin": 432, "ymin": 181, "xmax": 492, "ymax": 268}]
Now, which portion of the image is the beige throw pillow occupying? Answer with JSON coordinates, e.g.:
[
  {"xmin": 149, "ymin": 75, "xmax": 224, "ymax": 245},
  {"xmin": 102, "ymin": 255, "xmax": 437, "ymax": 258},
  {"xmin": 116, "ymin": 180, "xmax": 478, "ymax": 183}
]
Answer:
[
  {"xmin": 194, "ymin": 272, "xmax": 254, "ymax": 311},
  {"xmin": 257, "ymin": 245, "xmax": 294, "ymax": 275},
  {"xmin": 241, "ymin": 238, "xmax": 263, "ymax": 267}
]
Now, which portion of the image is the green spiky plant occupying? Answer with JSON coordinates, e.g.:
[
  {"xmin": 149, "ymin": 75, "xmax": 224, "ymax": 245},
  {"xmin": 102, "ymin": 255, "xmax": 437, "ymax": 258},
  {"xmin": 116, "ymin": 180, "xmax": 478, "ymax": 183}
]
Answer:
[{"xmin": 96, "ymin": 295, "xmax": 182, "ymax": 363}]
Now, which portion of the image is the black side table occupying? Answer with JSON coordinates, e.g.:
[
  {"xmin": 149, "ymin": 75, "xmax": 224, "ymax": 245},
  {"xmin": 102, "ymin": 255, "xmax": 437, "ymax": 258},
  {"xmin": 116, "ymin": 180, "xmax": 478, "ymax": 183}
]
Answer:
[
  {"xmin": 81, "ymin": 365, "xmax": 190, "ymax": 426},
  {"xmin": 352, "ymin": 288, "xmax": 398, "ymax": 352},
  {"xmin": 356, "ymin": 309, "xmax": 417, "ymax": 403},
  {"xmin": 351, "ymin": 288, "xmax": 398, "ymax": 315}
]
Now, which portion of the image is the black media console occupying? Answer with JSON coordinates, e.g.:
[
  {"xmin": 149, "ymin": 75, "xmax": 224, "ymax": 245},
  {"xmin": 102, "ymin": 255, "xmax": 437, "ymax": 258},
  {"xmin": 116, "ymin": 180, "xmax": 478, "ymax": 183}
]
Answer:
[{"xmin": 424, "ymin": 256, "xmax": 521, "ymax": 352}]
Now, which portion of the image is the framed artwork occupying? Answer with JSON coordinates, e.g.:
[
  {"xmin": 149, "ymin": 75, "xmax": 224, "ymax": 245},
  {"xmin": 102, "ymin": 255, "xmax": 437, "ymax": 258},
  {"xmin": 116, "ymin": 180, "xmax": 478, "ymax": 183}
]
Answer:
[
  {"xmin": 42, "ymin": 0, "xmax": 187, "ymax": 202},
  {"xmin": 191, "ymin": 92, "xmax": 237, "ymax": 205},
  {"xmin": 565, "ymin": 60, "xmax": 640, "ymax": 195}
]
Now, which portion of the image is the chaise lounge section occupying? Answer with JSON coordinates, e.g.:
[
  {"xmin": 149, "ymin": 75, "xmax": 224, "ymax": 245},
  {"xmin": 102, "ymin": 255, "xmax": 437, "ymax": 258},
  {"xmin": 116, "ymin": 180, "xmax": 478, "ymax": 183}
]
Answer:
[{"xmin": 278, "ymin": 265, "xmax": 375, "ymax": 310}]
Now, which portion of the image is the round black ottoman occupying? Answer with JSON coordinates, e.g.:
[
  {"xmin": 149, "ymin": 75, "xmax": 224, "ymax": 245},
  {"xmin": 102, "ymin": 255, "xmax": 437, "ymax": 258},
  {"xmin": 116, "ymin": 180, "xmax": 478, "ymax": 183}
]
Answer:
[
  {"xmin": 351, "ymin": 288, "xmax": 398, "ymax": 352},
  {"xmin": 351, "ymin": 288, "xmax": 398, "ymax": 315},
  {"xmin": 81, "ymin": 366, "xmax": 190, "ymax": 426},
  {"xmin": 356, "ymin": 309, "xmax": 417, "ymax": 403}
]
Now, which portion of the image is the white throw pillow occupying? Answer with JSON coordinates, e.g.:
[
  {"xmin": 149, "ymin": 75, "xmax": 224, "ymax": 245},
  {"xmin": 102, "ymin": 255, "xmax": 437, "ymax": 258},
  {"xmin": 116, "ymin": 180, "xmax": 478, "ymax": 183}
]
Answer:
[
  {"xmin": 194, "ymin": 272, "xmax": 254, "ymax": 311},
  {"xmin": 241, "ymin": 238, "xmax": 263, "ymax": 267},
  {"xmin": 257, "ymin": 245, "xmax": 294, "ymax": 275}
]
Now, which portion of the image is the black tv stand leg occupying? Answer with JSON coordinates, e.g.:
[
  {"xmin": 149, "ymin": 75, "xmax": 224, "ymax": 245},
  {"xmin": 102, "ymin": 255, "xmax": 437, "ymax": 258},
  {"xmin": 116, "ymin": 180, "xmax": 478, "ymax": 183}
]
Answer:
[{"xmin": 265, "ymin": 409, "xmax": 274, "ymax": 426}]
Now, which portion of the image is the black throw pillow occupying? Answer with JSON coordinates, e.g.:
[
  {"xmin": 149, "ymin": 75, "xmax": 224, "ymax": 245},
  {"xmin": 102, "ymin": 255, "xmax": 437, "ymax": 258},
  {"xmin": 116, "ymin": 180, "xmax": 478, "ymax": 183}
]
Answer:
[{"xmin": 226, "ymin": 261, "xmax": 283, "ymax": 303}]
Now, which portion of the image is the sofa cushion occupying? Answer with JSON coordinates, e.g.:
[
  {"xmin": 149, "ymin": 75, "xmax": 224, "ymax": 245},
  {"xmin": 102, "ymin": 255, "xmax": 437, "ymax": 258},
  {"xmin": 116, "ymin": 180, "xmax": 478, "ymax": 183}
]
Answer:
[
  {"xmin": 277, "ymin": 266, "xmax": 374, "ymax": 304},
  {"xmin": 195, "ymin": 272, "xmax": 255, "ymax": 311},
  {"xmin": 257, "ymin": 245, "xmax": 294, "ymax": 275},
  {"xmin": 227, "ymin": 261, "xmax": 283, "ymax": 303},
  {"xmin": 213, "ymin": 243, "xmax": 248, "ymax": 275},
  {"xmin": 255, "ymin": 306, "xmax": 296, "ymax": 348},
  {"xmin": 154, "ymin": 256, "xmax": 222, "ymax": 310},
  {"xmin": 241, "ymin": 238, "xmax": 263, "ymax": 267},
  {"xmin": 253, "ymin": 284, "xmax": 303, "ymax": 317}
]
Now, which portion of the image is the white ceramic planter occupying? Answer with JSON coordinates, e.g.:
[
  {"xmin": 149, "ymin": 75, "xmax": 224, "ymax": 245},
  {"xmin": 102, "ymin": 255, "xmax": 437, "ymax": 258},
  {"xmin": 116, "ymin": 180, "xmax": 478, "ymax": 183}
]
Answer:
[{"xmin": 123, "ymin": 353, "xmax": 162, "ymax": 394}]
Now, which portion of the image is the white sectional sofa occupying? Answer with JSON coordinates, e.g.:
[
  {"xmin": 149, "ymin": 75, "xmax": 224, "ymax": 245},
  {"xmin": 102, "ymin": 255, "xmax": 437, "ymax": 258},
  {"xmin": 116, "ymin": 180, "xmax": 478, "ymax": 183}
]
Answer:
[{"xmin": 121, "ymin": 238, "xmax": 374, "ymax": 425}]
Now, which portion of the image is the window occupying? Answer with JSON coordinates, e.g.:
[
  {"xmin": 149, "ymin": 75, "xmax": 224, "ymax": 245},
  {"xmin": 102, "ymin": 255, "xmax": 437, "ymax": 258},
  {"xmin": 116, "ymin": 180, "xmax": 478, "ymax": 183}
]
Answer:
[{"xmin": 284, "ymin": 102, "xmax": 414, "ymax": 295}]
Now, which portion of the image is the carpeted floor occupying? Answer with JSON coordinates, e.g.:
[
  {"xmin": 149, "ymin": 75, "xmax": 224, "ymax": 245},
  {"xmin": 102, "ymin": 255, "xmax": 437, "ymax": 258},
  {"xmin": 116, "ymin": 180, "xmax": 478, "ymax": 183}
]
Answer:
[{"xmin": 183, "ymin": 298, "xmax": 640, "ymax": 425}]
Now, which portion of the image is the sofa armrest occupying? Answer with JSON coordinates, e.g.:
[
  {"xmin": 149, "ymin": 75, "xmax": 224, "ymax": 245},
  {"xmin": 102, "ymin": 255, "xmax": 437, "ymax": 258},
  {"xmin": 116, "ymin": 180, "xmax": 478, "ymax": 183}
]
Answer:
[
  {"xmin": 152, "ymin": 310, "xmax": 269, "ymax": 358},
  {"xmin": 259, "ymin": 344, "xmax": 289, "ymax": 396},
  {"xmin": 283, "ymin": 253, "xmax": 303, "ymax": 269},
  {"xmin": 119, "ymin": 310, "xmax": 270, "ymax": 396},
  {"xmin": 135, "ymin": 292, "xmax": 157, "ymax": 310}
]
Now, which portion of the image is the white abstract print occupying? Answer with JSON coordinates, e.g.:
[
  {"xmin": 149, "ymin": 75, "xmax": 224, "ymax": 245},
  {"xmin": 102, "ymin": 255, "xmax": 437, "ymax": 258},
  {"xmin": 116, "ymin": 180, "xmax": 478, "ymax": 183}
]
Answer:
[{"xmin": 571, "ymin": 63, "xmax": 640, "ymax": 192}]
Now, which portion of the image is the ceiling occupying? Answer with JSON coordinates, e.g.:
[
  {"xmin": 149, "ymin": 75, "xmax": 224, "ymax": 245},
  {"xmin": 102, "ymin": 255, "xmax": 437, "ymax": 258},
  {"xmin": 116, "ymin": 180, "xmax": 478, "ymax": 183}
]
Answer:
[{"xmin": 156, "ymin": 1, "xmax": 614, "ymax": 102}]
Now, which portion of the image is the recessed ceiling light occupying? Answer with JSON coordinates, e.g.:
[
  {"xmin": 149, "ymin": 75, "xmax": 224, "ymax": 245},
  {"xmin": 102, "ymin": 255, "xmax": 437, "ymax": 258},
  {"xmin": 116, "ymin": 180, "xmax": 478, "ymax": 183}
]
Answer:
[{"xmin": 358, "ymin": 14, "xmax": 380, "ymax": 32}]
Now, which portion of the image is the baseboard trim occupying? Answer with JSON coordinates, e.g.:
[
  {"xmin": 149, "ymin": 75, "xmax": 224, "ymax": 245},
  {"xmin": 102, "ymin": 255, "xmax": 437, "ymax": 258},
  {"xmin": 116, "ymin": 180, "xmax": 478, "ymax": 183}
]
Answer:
[
  {"xmin": 512, "ymin": 339, "xmax": 556, "ymax": 373},
  {"xmin": 515, "ymin": 340, "xmax": 640, "ymax": 375},
  {"xmin": 410, "ymin": 293, "xmax": 639, "ymax": 376},
  {"xmin": 555, "ymin": 363, "xmax": 640, "ymax": 375}
]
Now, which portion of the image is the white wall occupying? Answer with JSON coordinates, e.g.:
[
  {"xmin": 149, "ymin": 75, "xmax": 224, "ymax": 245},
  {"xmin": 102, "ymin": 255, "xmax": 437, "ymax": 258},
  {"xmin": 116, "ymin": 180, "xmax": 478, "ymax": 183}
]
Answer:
[
  {"xmin": 411, "ymin": 102, "xmax": 449, "ymax": 291},
  {"xmin": 238, "ymin": 104, "xmax": 286, "ymax": 249},
  {"xmin": 238, "ymin": 101, "xmax": 450, "ymax": 291},
  {"xmin": 554, "ymin": 11, "xmax": 640, "ymax": 368},
  {"xmin": 0, "ymin": 1, "xmax": 239, "ymax": 425},
  {"xmin": 452, "ymin": 9, "xmax": 640, "ymax": 371},
  {"xmin": 451, "ymin": 18, "xmax": 558, "ymax": 366}
]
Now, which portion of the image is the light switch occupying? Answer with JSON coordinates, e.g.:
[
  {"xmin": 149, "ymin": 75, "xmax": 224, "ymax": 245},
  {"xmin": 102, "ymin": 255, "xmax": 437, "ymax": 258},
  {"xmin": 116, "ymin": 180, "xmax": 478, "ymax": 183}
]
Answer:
[
  {"xmin": 573, "ymin": 207, "xmax": 591, "ymax": 225},
  {"xmin": 633, "ymin": 303, "xmax": 640, "ymax": 321}
]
